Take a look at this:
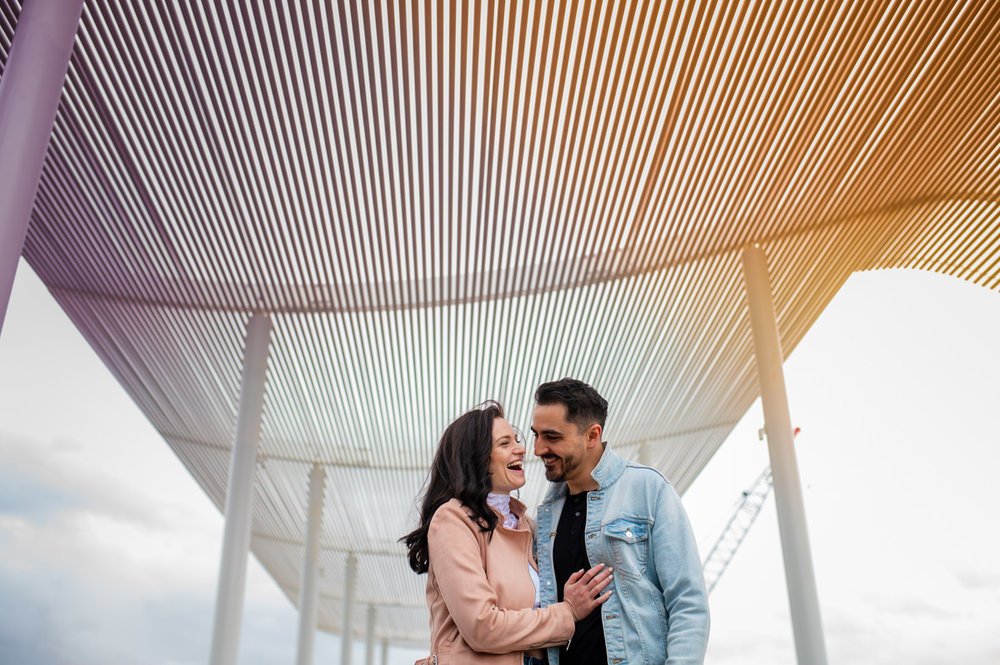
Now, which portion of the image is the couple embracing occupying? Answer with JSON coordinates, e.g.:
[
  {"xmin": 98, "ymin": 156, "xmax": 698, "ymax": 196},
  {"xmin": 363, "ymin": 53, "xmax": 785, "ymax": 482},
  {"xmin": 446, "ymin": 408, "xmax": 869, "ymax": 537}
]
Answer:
[{"xmin": 403, "ymin": 378, "xmax": 709, "ymax": 665}]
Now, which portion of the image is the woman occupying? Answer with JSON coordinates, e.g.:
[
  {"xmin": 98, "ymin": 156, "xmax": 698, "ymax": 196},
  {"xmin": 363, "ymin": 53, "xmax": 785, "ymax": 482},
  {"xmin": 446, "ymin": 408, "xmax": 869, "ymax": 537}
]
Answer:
[{"xmin": 403, "ymin": 401, "xmax": 613, "ymax": 665}]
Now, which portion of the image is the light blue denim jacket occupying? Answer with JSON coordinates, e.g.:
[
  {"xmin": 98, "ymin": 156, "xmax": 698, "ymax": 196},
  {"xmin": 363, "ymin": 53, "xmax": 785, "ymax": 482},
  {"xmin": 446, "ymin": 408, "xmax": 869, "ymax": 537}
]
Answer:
[{"xmin": 534, "ymin": 446, "xmax": 709, "ymax": 665}]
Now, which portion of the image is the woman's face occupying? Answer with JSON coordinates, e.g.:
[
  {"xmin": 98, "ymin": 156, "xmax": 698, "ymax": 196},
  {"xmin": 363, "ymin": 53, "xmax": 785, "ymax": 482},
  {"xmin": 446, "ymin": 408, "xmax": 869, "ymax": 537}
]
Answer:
[{"xmin": 488, "ymin": 417, "xmax": 526, "ymax": 493}]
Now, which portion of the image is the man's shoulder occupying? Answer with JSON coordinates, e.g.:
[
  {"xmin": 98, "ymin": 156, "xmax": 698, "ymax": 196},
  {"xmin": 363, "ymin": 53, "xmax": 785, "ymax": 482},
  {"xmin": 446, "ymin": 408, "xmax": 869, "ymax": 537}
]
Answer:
[
  {"xmin": 601, "ymin": 462, "xmax": 679, "ymax": 512},
  {"xmin": 619, "ymin": 461, "xmax": 671, "ymax": 488}
]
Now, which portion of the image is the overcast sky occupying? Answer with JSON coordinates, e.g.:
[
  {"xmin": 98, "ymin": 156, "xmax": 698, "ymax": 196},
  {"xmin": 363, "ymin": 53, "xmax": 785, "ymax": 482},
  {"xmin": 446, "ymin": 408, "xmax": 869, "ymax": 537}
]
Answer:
[{"xmin": 1, "ymin": 260, "xmax": 998, "ymax": 664}]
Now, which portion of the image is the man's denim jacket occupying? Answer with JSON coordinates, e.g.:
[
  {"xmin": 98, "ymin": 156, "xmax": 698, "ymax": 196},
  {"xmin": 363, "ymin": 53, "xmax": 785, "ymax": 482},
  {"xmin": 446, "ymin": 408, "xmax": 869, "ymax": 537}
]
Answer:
[{"xmin": 534, "ymin": 446, "xmax": 709, "ymax": 665}]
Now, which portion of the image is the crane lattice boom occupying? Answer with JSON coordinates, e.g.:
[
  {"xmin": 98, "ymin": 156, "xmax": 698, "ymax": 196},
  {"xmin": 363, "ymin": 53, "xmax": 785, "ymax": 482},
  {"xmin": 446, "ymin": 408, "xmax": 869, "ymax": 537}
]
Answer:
[{"xmin": 702, "ymin": 466, "xmax": 773, "ymax": 594}]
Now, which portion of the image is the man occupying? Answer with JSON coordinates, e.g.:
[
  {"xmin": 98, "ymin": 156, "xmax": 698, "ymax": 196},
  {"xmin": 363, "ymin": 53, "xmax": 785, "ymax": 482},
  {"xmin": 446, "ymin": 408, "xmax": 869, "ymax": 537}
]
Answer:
[{"xmin": 531, "ymin": 378, "xmax": 709, "ymax": 665}]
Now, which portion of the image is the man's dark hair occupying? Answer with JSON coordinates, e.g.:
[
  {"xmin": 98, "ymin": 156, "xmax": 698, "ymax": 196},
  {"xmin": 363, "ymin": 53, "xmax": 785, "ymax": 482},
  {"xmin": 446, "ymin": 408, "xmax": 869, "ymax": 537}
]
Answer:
[
  {"xmin": 534, "ymin": 378, "xmax": 608, "ymax": 432},
  {"xmin": 401, "ymin": 400, "xmax": 503, "ymax": 574}
]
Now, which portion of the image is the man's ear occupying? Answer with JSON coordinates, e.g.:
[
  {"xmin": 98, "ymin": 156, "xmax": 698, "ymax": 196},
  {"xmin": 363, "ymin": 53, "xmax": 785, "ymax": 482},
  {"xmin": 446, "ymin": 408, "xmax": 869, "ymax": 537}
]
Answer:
[{"xmin": 586, "ymin": 423, "xmax": 603, "ymax": 448}]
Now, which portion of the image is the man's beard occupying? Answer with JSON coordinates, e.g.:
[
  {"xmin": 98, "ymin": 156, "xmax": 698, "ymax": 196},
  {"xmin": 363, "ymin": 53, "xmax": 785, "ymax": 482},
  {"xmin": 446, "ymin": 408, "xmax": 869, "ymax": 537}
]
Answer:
[{"xmin": 543, "ymin": 451, "xmax": 581, "ymax": 482}]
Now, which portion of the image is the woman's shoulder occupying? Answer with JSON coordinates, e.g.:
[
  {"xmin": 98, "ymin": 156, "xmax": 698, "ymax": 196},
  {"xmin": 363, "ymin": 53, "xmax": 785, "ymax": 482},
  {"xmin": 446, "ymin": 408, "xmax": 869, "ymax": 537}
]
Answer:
[
  {"xmin": 429, "ymin": 498, "xmax": 476, "ymax": 530},
  {"xmin": 432, "ymin": 497, "xmax": 466, "ymax": 516},
  {"xmin": 427, "ymin": 499, "xmax": 491, "ymax": 556}
]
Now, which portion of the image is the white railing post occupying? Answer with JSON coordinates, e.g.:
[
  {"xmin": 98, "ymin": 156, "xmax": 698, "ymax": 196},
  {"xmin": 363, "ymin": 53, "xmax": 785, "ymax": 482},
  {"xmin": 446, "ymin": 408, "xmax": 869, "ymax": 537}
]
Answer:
[
  {"xmin": 296, "ymin": 463, "xmax": 327, "ymax": 665},
  {"xmin": 341, "ymin": 552, "xmax": 358, "ymax": 665},
  {"xmin": 364, "ymin": 604, "xmax": 376, "ymax": 665}
]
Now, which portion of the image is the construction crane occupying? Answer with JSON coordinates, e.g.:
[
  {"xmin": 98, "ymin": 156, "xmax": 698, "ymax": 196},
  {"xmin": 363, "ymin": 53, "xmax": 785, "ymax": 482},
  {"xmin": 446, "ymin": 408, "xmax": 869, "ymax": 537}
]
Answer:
[
  {"xmin": 701, "ymin": 426, "xmax": 800, "ymax": 593},
  {"xmin": 701, "ymin": 464, "xmax": 773, "ymax": 594}
]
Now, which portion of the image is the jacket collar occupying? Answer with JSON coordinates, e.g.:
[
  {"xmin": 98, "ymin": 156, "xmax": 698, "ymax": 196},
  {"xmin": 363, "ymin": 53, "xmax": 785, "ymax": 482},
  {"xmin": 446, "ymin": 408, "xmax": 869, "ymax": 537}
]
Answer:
[
  {"xmin": 509, "ymin": 495, "xmax": 528, "ymax": 519},
  {"xmin": 591, "ymin": 444, "xmax": 626, "ymax": 488},
  {"xmin": 540, "ymin": 444, "xmax": 626, "ymax": 503}
]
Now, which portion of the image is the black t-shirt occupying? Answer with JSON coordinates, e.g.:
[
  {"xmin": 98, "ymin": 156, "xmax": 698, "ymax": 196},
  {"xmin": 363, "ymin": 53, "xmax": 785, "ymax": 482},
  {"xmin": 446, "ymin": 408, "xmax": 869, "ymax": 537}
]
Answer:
[{"xmin": 554, "ymin": 491, "xmax": 606, "ymax": 665}]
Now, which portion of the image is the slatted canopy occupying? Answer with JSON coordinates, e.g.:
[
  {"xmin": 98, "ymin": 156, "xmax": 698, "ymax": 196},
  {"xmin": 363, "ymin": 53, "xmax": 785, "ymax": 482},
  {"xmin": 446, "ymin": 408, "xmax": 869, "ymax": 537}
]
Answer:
[{"xmin": 3, "ymin": 0, "xmax": 999, "ymax": 646}]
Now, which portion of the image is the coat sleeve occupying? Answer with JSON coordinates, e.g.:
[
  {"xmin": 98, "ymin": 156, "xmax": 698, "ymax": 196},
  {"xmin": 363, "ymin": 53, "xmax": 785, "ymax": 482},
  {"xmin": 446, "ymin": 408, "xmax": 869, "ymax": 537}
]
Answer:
[
  {"xmin": 651, "ymin": 482, "xmax": 711, "ymax": 665},
  {"xmin": 428, "ymin": 502, "xmax": 576, "ymax": 654}
]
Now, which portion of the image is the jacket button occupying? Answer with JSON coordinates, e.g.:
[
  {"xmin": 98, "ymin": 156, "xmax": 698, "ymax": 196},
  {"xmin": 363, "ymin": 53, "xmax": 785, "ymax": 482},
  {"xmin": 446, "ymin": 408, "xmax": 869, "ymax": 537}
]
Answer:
[
  {"xmin": 546, "ymin": 581, "xmax": 552, "ymax": 586},
  {"xmin": 625, "ymin": 529, "xmax": 633, "ymax": 538}
]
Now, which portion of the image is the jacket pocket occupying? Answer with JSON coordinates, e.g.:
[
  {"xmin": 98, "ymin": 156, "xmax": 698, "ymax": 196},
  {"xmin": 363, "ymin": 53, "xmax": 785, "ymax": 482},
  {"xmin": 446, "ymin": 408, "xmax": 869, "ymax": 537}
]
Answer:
[{"xmin": 603, "ymin": 518, "xmax": 649, "ymax": 579}]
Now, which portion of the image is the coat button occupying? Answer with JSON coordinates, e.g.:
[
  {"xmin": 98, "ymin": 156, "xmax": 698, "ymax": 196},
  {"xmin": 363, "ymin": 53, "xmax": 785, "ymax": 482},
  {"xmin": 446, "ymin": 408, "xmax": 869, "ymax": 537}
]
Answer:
[{"xmin": 625, "ymin": 529, "xmax": 633, "ymax": 538}]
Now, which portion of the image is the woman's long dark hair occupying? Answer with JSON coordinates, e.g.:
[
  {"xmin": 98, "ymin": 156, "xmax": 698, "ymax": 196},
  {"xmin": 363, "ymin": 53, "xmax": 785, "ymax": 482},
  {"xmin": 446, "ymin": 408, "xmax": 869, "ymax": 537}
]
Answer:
[{"xmin": 402, "ymin": 401, "xmax": 504, "ymax": 574}]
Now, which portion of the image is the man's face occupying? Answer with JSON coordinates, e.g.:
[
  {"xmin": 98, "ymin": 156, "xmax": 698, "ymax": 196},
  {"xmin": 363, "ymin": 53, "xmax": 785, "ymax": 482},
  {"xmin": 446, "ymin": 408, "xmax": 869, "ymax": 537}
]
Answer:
[{"xmin": 531, "ymin": 403, "xmax": 590, "ymax": 484}]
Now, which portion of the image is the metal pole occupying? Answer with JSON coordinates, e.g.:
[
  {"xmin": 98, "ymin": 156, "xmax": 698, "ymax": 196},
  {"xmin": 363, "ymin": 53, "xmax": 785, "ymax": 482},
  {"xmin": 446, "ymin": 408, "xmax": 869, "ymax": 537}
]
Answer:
[
  {"xmin": 209, "ymin": 313, "xmax": 272, "ymax": 665},
  {"xmin": 379, "ymin": 640, "xmax": 389, "ymax": 665},
  {"xmin": 364, "ymin": 605, "xmax": 376, "ymax": 665},
  {"xmin": 637, "ymin": 440, "xmax": 652, "ymax": 466},
  {"xmin": 0, "ymin": 0, "xmax": 84, "ymax": 333},
  {"xmin": 296, "ymin": 464, "xmax": 327, "ymax": 665},
  {"xmin": 341, "ymin": 553, "xmax": 358, "ymax": 665},
  {"xmin": 741, "ymin": 244, "xmax": 828, "ymax": 665}
]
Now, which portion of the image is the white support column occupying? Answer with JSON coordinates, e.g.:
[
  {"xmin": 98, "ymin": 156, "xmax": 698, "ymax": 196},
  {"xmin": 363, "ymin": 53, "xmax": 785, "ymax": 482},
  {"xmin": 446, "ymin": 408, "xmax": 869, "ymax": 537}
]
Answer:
[
  {"xmin": 296, "ymin": 464, "xmax": 327, "ymax": 665},
  {"xmin": 209, "ymin": 313, "xmax": 272, "ymax": 665},
  {"xmin": 364, "ymin": 605, "xmax": 376, "ymax": 665},
  {"xmin": 741, "ymin": 244, "xmax": 828, "ymax": 665},
  {"xmin": 341, "ymin": 553, "xmax": 358, "ymax": 665},
  {"xmin": 0, "ymin": 0, "xmax": 84, "ymax": 332},
  {"xmin": 638, "ymin": 440, "xmax": 652, "ymax": 466},
  {"xmin": 379, "ymin": 640, "xmax": 389, "ymax": 665}
]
